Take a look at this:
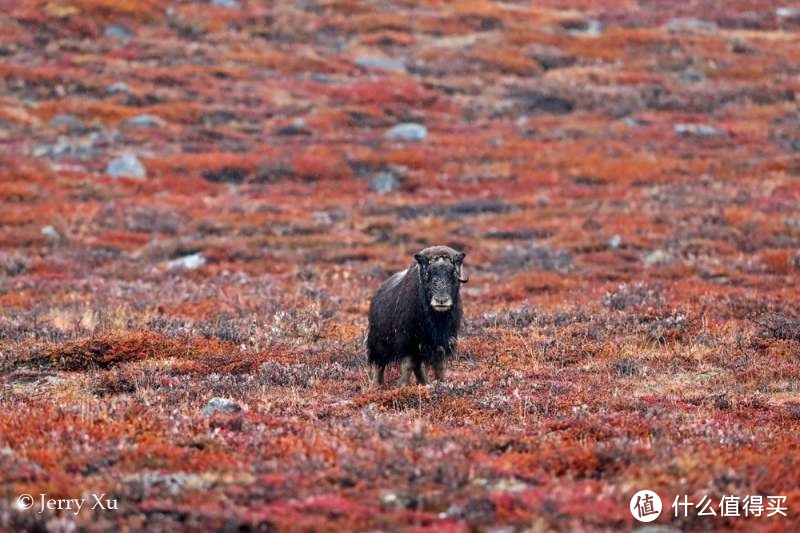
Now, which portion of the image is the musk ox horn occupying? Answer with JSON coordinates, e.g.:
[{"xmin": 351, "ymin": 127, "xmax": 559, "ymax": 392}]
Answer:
[{"xmin": 457, "ymin": 264, "xmax": 469, "ymax": 283}]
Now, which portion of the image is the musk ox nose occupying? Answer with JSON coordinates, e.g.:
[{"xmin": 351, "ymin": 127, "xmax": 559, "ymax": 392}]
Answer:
[{"xmin": 431, "ymin": 296, "xmax": 452, "ymax": 311}]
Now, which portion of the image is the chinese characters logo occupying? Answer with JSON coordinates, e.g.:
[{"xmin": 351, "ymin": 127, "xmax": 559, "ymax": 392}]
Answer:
[{"xmin": 630, "ymin": 490, "xmax": 663, "ymax": 522}]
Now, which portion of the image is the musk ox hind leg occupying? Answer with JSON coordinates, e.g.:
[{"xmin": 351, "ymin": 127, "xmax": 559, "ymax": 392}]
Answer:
[
  {"xmin": 413, "ymin": 360, "xmax": 428, "ymax": 385},
  {"xmin": 371, "ymin": 364, "xmax": 385, "ymax": 386}
]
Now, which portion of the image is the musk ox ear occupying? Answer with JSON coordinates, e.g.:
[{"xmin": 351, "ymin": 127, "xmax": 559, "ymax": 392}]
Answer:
[
  {"xmin": 414, "ymin": 253, "xmax": 429, "ymax": 267},
  {"xmin": 453, "ymin": 252, "xmax": 465, "ymax": 265}
]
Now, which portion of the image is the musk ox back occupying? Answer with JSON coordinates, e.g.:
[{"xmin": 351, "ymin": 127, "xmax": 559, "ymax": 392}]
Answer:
[{"xmin": 366, "ymin": 245, "xmax": 468, "ymax": 386}]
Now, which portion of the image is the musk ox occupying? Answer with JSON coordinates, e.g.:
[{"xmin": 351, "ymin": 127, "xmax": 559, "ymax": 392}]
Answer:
[{"xmin": 367, "ymin": 245, "xmax": 468, "ymax": 386}]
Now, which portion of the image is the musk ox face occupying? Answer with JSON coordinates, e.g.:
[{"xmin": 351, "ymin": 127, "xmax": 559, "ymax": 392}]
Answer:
[{"xmin": 415, "ymin": 249, "xmax": 467, "ymax": 312}]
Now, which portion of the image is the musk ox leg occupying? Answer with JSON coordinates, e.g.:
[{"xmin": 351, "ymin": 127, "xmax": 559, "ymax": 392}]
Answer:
[
  {"xmin": 399, "ymin": 357, "xmax": 414, "ymax": 386},
  {"xmin": 413, "ymin": 360, "xmax": 428, "ymax": 385},
  {"xmin": 371, "ymin": 364, "xmax": 385, "ymax": 386},
  {"xmin": 432, "ymin": 359, "xmax": 446, "ymax": 381}
]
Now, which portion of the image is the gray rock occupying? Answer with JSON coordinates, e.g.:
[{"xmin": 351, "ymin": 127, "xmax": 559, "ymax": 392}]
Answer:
[
  {"xmin": 490, "ymin": 478, "xmax": 528, "ymax": 493},
  {"xmin": 167, "ymin": 252, "xmax": 206, "ymax": 270},
  {"xmin": 202, "ymin": 397, "xmax": 243, "ymax": 416},
  {"xmin": 380, "ymin": 491, "xmax": 413, "ymax": 510},
  {"xmin": 567, "ymin": 19, "xmax": 603, "ymax": 37},
  {"xmin": 354, "ymin": 56, "xmax": 406, "ymax": 73},
  {"xmin": 107, "ymin": 82, "xmax": 130, "ymax": 94},
  {"xmin": 212, "ymin": 0, "xmax": 240, "ymax": 8},
  {"xmin": 48, "ymin": 114, "xmax": 85, "ymax": 133},
  {"xmin": 385, "ymin": 123, "xmax": 428, "ymax": 142},
  {"xmin": 370, "ymin": 170, "xmax": 401, "ymax": 194},
  {"xmin": 608, "ymin": 234, "xmax": 622, "ymax": 249},
  {"xmin": 678, "ymin": 69, "xmax": 706, "ymax": 83},
  {"xmin": 776, "ymin": 7, "xmax": 800, "ymax": 19},
  {"xmin": 643, "ymin": 249, "xmax": 675, "ymax": 266},
  {"xmin": 124, "ymin": 114, "xmax": 165, "ymax": 128},
  {"xmin": 104, "ymin": 24, "xmax": 133, "ymax": 40},
  {"xmin": 106, "ymin": 153, "xmax": 147, "ymax": 179},
  {"xmin": 33, "ymin": 135, "xmax": 101, "ymax": 160},
  {"xmin": 40, "ymin": 225, "xmax": 61, "ymax": 241},
  {"xmin": 674, "ymin": 123, "xmax": 724, "ymax": 137},
  {"xmin": 666, "ymin": 18, "xmax": 718, "ymax": 33}
]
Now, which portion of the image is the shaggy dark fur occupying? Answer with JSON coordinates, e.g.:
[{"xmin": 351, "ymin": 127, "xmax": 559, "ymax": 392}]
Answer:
[{"xmin": 366, "ymin": 245, "xmax": 467, "ymax": 386}]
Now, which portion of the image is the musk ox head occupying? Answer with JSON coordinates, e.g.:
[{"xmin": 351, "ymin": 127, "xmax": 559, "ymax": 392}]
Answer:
[{"xmin": 414, "ymin": 246, "xmax": 467, "ymax": 313}]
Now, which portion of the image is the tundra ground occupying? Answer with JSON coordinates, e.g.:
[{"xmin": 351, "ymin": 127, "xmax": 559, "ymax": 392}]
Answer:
[{"xmin": 1, "ymin": 1, "xmax": 800, "ymax": 530}]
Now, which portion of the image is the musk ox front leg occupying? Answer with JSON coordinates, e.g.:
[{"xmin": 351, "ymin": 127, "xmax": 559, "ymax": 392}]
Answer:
[
  {"xmin": 400, "ymin": 357, "xmax": 414, "ymax": 386},
  {"xmin": 400, "ymin": 357, "xmax": 428, "ymax": 385}
]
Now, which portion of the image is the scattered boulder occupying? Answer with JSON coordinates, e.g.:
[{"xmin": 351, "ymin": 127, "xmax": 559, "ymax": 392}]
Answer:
[
  {"xmin": 33, "ymin": 135, "xmax": 102, "ymax": 160},
  {"xmin": 212, "ymin": 0, "xmax": 241, "ymax": 8},
  {"xmin": 380, "ymin": 491, "xmax": 417, "ymax": 510},
  {"xmin": 370, "ymin": 170, "xmax": 402, "ymax": 193},
  {"xmin": 123, "ymin": 114, "xmax": 165, "ymax": 128},
  {"xmin": 674, "ymin": 123, "xmax": 724, "ymax": 137},
  {"xmin": 106, "ymin": 153, "xmax": 147, "ymax": 179},
  {"xmin": 678, "ymin": 69, "xmax": 706, "ymax": 84},
  {"xmin": 104, "ymin": 25, "xmax": 133, "ymax": 40},
  {"xmin": 643, "ymin": 249, "xmax": 675, "ymax": 266},
  {"xmin": 167, "ymin": 252, "xmax": 206, "ymax": 270},
  {"xmin": 107, "ymin": 82, "xmax": 130, "ymax": 94},
  {"xmin": 666, "ymin": 18, "xmax": 718, "ymax": 33},
  {"xmin": 202, "ymin": 397, "xmax": 243, "ymax": 416},
  {"xmin": 276, "ymin": 118, "xmax": 312, "ymax": 136},
  {"xmin": 354, "ymin": 56, "xmax": 406, "ymax": 73},
  {"xmin": 384, "ymin": 123, "xmax": 427, "ymax": 142},
  {"xmin": 776, "ymin": 7, "xmax": 800, "ymax": 21},
  {"xmin": 48, "ymin": 114, "xmax": 86, "ymax": 134},
  {"xmin": 40, "ymin": 225, "xmax": 61, "ymax": 241}
]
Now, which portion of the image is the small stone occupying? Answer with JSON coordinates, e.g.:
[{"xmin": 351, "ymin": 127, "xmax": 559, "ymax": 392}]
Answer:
[
  {"xmin": 104, "ymin": 24, "xmax": 133, "ymax": 40},
  {"xmin": 123, "ymin": 114, "xmax": 165, "ymax": 128},
  {"xmin": 354, "ymin": 56, "xmax": 406, "ymax": 73},
  {"xmin": 380, "ymin": 491, "xmax": 414, "ymax": 510},
  {"xmin": 674, "ymin": 123, "xmax": 724, "ymax": 137},
  {"xmin": 666, "ymin": 17, "xmax": 718, "ymax": 33},
  {"xmin": 678, "ymin": 69, "xmax": 706, "ymax": 83},
  {"xmin": 370, "ymin": 170, "xmax": 401, "ymax": 194},
  {"xmin": 385, "ymin": 123, "xmax": 428, "ymax": 142},
  {"xmin": 106, "ymin": 153, "xmax": 147, "ymax": 179},
  {"xmin": 202, "ymin": 397, "xmax": 242, "ymax": 416},
  {"xmin": 48, "ymin": 114, "xmax": 85, "ymax": 134},
  {"xmin": 490, "ymin": 478, "xmax": 528, "ymax": 493},
  {"xmin": 212, "ymin": 0, "xmax": 240, "ymax": 8},
  {"xmin": 167, "ymin": 252, "xmax": 206, "ymax": 270},
  {"xmin": 608, "ymin": 235, "xmax": 622, "ymax": 249},
  {"xmin": 566, "ymin": 19, "xmax": 602, "ymax": 37},
  {"xmin": 776, "ymin": 7, "xmax": 800, "ymax": 19},
  {"xmin": 107, "ymin": 82, "xmax": 130, "ymax": 94},
  {"xmin": 41, "ymin": 226, "xmax": 61, "ymax": 241},
  {"xmin": 644, "ymin": 249, "xmax": 675, "ymax": 266}
]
